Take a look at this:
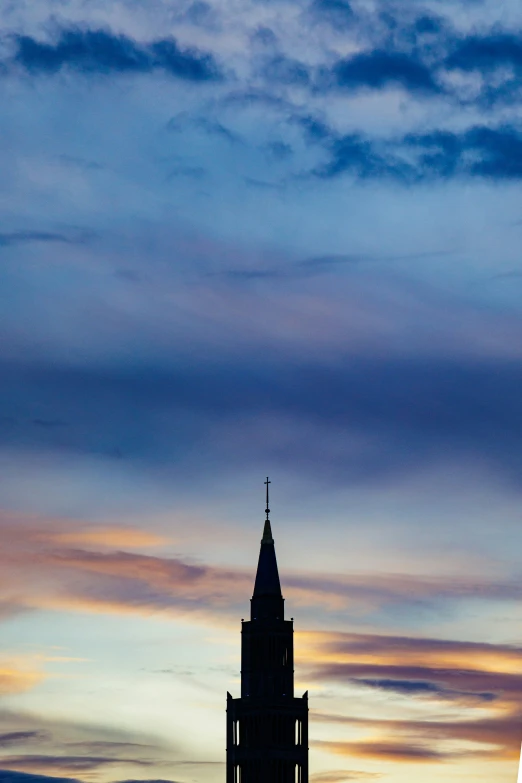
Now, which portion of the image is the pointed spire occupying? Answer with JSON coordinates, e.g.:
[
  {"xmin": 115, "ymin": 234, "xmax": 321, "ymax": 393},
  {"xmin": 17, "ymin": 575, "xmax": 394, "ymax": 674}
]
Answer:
[
  {"xmin": 261, "ymin": 518, "xmax": 274, "ymax": 544},
  {"xmin": 252, "ymin": 478, "xmax": 282, "ymax": 606}
]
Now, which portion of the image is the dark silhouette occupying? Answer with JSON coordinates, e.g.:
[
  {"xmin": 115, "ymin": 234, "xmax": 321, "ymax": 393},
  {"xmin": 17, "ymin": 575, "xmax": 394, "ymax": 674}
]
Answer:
[{"xmin": 226, "ymin": 479, "xmax": 309, "ymax": 782}]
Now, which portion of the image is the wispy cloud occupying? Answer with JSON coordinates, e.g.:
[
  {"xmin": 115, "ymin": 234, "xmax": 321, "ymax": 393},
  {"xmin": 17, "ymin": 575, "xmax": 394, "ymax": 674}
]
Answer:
[
  {"xmin": 310, "ymin": 772, "xmax": 381, "ymax": 782},
  {"xmin": 304, "ymin": 630, "xmax": 522, "ymax": 764},
  {"xmin": 0, "ymin": 232, "xmax": 91, "ymax": 248},
  {"xmin": 0, "ymin": 734, "xmax": 49, "ymax": 749},
  {"xmin": 314, "ymin": 711, "xmax": 522, "ymax": 762},
  {"xmin": 2, "ymin": 515, "xmax": 522, "ymax": 625}
]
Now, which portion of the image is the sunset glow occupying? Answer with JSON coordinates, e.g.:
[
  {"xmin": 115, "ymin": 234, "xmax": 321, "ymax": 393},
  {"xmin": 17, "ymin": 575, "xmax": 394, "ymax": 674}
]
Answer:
[{"xmin": 1, "ymin": 0, "xmax": 522, "ymax": 782}]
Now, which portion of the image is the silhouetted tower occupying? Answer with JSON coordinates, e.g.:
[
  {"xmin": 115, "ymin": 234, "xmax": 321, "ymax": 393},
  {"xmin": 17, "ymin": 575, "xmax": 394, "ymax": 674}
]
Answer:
[{"xmin": 226, "ymin": 479, "xmax": 309, "ymax": 783}]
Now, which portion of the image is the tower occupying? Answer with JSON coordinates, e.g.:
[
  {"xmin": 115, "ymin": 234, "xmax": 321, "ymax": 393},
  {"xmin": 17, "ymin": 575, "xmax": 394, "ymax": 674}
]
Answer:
[{"xmin": 226, "ymin": 479, "xmax": 309, "ymax": 783}]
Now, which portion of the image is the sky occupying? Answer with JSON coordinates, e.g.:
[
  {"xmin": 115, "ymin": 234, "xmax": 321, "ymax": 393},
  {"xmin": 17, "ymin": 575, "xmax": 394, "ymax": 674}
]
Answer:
[{"xmin": 1, "ymin": 0, "xmax": 522, "ymax": 781}]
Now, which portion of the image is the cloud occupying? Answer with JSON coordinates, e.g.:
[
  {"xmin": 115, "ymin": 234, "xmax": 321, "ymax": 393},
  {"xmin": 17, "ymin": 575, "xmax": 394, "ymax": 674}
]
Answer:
[
  {"xmin": 3, "ymin": 514, "xmax": 522, "ymax": 631},
  {"xmin": 48, "ymin": 527, "xmax": 168, "ymax": 549},
  {"xmin": 304, "ymin": 630, "xmax": 522, "ymax": 763},
  {"xmin": 312, "ymin": 123, "xmax": 522, "ymax": 181},
  {"xmin": 11, "ymin": 28, "xmax": 220, "ymax": 82},
  {"xmin": 0, "ymin": 232, "xmax": 89, "ymax": 248},
  {"xmin": 314, "ymin": 711, "xmax": 522, "ymax": 761},
  {"xmin": 0, "ymin": 667, "xmax": 44, "ymax": 696},
  {"xmin": 447, "ymin": 32, "xmax": 522, "ymax": 73},
  {"xmin": 352, "ymin": 678, "xmax": 496, "ymax": 701},
  {"xmin": 328, "ymin": 50, "xmax": 441, "ymax": 94},
  {"xmin": 310, "ymin": 773, "xmax": 381, "ymax": 782},
  {"xmin": 315, "ymin": 739, "xmax": 458, "ymax": 762},
  {"xmin": 312, "ymin": 661, "xmax": 522, "ymax": 702},
  {"xmin": 307, "ymin": 631, "xmax": 522, "ymax": 669},
  {"xmin": 0, "ymin": 517, "xmax": 521, "ymax": 632},
  {"xmin": 0, "ymin": 756, "xmax": 153, "ymax": 775},
  {"xmin": 4, "ymin": 305, "xmax": 522, "ymax": 486},
  {"xmin": 262, "ymin": 55, "xmax": 311, "ymax": 87},
  {"xmin": 0, "ymin": 772, "xmax": 78, "ymax": 783},
  {"xmin": 310, "ymin": 0, "xmax": 354, "ymax": 29},
  {"xmin": 0, "ymin": 775, "xmax": 183, "ymax": 783},
  {"xmin": 304, "ymin": 630, "xmax": 522, "ymax": 691},
  {"xmin": 117, "ymin": 780, "xmax": 183, "ymax": 783},
  {"xmin": 0, "ymin": 776, "xmax": 182, "ymax": 783},
  {"xmin": 0, "ymin": 711, "xmax": 180, "ymax": 779},
  {"xmin": 0, "ymin": 736, "xmax": 48, "ymax": 749}
]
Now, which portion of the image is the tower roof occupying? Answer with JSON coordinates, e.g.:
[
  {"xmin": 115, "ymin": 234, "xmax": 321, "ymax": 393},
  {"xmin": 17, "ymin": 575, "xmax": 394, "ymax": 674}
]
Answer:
[{"xmin": 253, "ymin": 524, "xmax": 282, "ymax": 596}]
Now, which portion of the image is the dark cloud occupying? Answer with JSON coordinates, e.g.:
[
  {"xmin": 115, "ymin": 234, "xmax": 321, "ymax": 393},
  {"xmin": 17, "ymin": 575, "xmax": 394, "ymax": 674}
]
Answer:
[
  {"xmin": 447, "ymin": 32, "xmax": 522, "ymax": 73},
  {"xmin": 11, "ymin": 28, "xmax": 220, "ymax": 81},
  {"xmin": 414, "ymin": 15, "xmax": 445, "ymax": 36},
  {"xmin": 118, "ymin": 780, "xmax": 183, "ymax": 783},
  {"xmin": 313, "ymin": 133, "xmax": 392, "ymax": 179},
  {"xmin": 0, "ymin": 735, "xmax": 48, "ymax": 748},
  {"xmin": 357, "ymin": 678, "xmax": 447, "ymax": 694},
  {"xmin": 310, "ymin": 0, "xmax": 354, "ymax": 29},
  {"xmin": 0, "ymin": 775, "xmax": 183, "ymax": 783},
  {"xmin": 312, "ymin": 20, "xmax": 522, "ymax": 106},
  {"xmin": 293, "ymin": 114, "xmax": 334, "ymax": 142},
  {"xmin": 311, "ymin": 663, "xmax": 522, "ymax": 703},
  {"xmin": 0, "ymin": 772, "xmax": 78, "ymax": 783},
  {"xmin": 0, "ymin": 232, "xmax": 88, "ymax": 248},
  {"xmin": 353, "ymin": 678, "xmax": 496, "ymax": 701},
  {"xmin": 251, "ymin": 27, "xmax": 278, "ymax": 47},
  {"xmin": 2, "ymin": 345, "xmax": 522, "ymax": 484},
  {"xmin": 262, "ymin": 55, "xmax": 310, "ymax": 86},
  {"xmin": 313, "ymin": 124, "xmax": 522, "ymax": 181},
  {"xmin": 402, "ymin": 126, "xmax": 522, "ymax": 180},
  {"xmin": 181, "ymin": 1, "xmax": 217, "ymax": 29},
  {"xmin": 0, "ymin": 756, "xmax": 152, "ymax": 773},
  {"xmin": 329, "ymin": 50, "xmax": 441, "ymax": 94}
]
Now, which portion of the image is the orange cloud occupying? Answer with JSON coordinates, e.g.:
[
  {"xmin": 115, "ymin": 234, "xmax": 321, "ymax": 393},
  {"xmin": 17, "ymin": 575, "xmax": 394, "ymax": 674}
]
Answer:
[
  {"xmin": 299, "ymin": 630, "xmax": 522, "ymax": 767},
  {"xmin": 1, "ymin": 513, "xmax": 520, "ymax": 779},
  {"xmin": 0, "ymin": 664, "xmax": 44, "ymax": 695},
  {"xmin": 313, "ymin": 709, "xmax": 522, "ymax": 762},
  {"xmin": 298, "ymin": 630, "xmax": 522, "ymax": 674},
  {"xmin": 310, "ymin": 772, "xmax": 381, "ymax": 782},
  {"xmin": 2, "ymin": 512, "xmax": 522, "ymax": 628},
  {"xmin": 316, "ymin": 739, "xmax": 448, "ymax": 763},
  {"xmin": 48, "ymin": 527, "xmax": 169, "ymax": 549}
]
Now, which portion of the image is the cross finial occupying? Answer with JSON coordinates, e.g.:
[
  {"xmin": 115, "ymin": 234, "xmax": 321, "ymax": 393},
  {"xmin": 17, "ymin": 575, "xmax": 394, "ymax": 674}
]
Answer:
[{"xmin": 264, "ymin": 477, "xmax": 271, "ymax": 521}]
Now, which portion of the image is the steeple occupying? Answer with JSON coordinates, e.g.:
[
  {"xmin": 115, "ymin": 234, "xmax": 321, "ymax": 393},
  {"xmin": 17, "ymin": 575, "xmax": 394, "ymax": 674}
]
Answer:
[
  {"xmin": 226, "ymin": 479, "xmax": 309, "ymax": 783},
  {"xmin": 251, "ymin": 477, "xmax": 283, "ymax": 620}
]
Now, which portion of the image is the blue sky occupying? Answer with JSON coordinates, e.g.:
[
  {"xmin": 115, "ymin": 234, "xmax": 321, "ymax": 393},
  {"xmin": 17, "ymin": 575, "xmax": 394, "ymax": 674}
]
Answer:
[{"xmin": 1, "ymin": 0, "xmax": 522, "ymax": 782}]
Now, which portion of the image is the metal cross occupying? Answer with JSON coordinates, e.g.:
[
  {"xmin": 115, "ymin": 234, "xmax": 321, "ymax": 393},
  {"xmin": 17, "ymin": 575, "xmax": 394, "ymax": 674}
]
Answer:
[{"xmin": 264, "ymin": 477, "xmax": 271, "ymax": 520}]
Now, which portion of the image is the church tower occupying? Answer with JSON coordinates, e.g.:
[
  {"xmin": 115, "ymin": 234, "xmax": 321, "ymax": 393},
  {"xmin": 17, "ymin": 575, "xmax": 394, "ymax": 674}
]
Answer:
[{"xmin": 226, "ymin": 479, "xmax": 309, "ymax": 783}]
